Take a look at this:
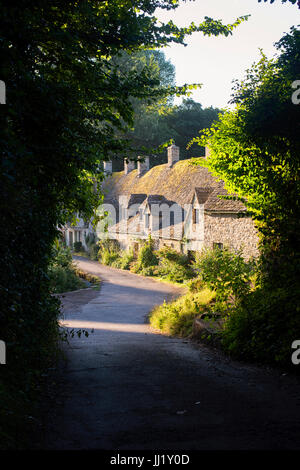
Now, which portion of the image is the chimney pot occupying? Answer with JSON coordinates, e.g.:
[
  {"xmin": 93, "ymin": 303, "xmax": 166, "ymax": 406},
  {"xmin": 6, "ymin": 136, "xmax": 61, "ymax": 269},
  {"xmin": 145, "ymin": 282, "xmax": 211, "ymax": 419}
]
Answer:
[
  {"xmin": 167, "ymin": 143, "xmax": 180, "ymax": 168},
  {"xmin": 137, "ymin": 156, "xmax": 149, "ymax": 177},
  {"xmin": 124, "ymin": 158, "xmax": 135, "ymax": 175},
  {"xmin": 103, "ymin": 160, "xmax": 112, "ymax": 174}
]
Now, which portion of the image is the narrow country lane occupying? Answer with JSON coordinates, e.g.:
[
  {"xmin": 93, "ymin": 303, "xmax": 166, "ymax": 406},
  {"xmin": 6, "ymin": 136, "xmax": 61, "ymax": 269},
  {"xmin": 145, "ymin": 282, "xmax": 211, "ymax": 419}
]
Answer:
[{"xmin": 42, "ymin": 256, "xmax": 300, "ymax": 450}]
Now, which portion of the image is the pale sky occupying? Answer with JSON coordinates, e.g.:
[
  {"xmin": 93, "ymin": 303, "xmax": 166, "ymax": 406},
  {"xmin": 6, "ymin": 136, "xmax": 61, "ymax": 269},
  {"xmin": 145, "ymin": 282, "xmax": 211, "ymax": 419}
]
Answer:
[{"xmin": 156, "ymin": 0, "xmax": 299, "ymax": 109}]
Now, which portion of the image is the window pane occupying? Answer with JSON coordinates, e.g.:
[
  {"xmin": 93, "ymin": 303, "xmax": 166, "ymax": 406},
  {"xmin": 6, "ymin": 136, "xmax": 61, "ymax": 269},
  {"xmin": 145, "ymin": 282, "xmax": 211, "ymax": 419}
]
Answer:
[{"xmin": 170, "ymin": 212, "xmax": 175, "ymax": 226}]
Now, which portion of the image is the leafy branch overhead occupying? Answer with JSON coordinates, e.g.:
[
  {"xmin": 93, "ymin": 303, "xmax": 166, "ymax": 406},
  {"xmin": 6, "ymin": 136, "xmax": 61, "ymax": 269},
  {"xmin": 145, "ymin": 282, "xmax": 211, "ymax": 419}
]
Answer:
[
  {"xmin": 189, "ymin": 26, "xmax": 300, "ymax": 366},
  {"xmin": 0, "ymin": 1, "xmax": 251, "ymax": 447}
]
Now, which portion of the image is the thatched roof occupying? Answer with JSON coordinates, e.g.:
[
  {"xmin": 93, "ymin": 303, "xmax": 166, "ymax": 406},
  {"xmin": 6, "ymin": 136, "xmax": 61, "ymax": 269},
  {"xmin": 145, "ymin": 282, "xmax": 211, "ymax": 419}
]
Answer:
[
  {"xmin": 102, "ymin": 159, "xmax": 245, "ymax": 213},
  {"xmin": 203, "ymin": 186, "xmax": 245, "ymax": 212},
  {"xmin": 127, "ymin": 193, "xmax": 147, "ymax": 207},
  {"xmin": 194, "ymin": 187, "xmax": 214, "ymax": 205}
]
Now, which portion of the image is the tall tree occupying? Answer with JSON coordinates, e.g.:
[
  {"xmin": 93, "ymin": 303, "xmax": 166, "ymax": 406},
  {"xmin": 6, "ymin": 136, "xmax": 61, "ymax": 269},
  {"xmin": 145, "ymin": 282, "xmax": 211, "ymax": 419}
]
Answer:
[
  {"xmin": 164, "ymin": 98, "xmax": 221, "ymax": 158},
  {"xmin": 110, "ymin": 49, "xmax": 177, "ymax": 169},
  {"xmin": 192, "ymin": 27, "xmax": 300, "ymax": 365},
  {"xmin": 0, "ymin": 0, "xmax": 250, "ymax": 446}
]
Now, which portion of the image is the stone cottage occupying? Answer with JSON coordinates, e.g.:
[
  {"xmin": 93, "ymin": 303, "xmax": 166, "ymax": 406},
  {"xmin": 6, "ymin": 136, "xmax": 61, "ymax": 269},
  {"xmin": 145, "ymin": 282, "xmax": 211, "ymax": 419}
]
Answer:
[{"xmin": 64, "ymin": 144, "xmax": 259, "ymax": 259}]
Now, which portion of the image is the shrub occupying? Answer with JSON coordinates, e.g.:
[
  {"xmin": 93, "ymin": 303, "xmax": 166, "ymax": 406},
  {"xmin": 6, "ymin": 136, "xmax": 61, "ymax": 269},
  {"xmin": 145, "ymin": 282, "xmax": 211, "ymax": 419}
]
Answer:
[
  {"xmin": 85, "ymin": 233, "xmax": 99, "ymax": 259},
  {"xmin": 98, "ymin": 239, "xmax": 120, "ymax": 266},
  {"xmin": 48, "ymin": 242, "xmax": 85, "ymax": 293},
  {"xmin": 157, "ymin": 247, "xmax": 188, "ymax": 265},
  {"xmin": 221, "ymin": 285, "xmax": 300, "ymax": 367},
  {"xmin": 111, "ymin": 249, "xmax": 134, "ymax": 270},
  {"xmin": 187, "ymin": 277, "xmax": 205, "ymax": 293},
  {"xmin": 149, "ymin": 289, "xmax": 215, "ymax": 336},
  {"xmin": 89, "ymin": 243, "xmax": 99, "ymax": 260},
  {"xmin": 137, "ymin": 265, "xmax": 159, "ymax": 276},
  {"xmin": 73, "ymin": 241, "xmax": 83, "ymax": 252},
  {"xmin": 193, "ymin": 246, "xmax": 256, "ymax": 306},
  {"xmin": 132, "ymin": 236, "xmax": 159, "ymax": 274},
  {"xmin": 51, "ymin": 239, "xmax": 73, "ymax": 268},
  {"xmin": 48, "ymin": 265, "xmax": 84, "ymax": 293},
  {"xmin": 101, "ymin": 250, "xmax": 120, "ymax": 266},
  {"xmin": 157, "ymin": 247, "xmax": 194, "ymax": 282},
  {"xmin": 119, "ymin": 250, "xmax": 134, "ymax": 270},
  {"xmin": 85, "ymin": 232, "xmax": 97, "ymax": 246}
]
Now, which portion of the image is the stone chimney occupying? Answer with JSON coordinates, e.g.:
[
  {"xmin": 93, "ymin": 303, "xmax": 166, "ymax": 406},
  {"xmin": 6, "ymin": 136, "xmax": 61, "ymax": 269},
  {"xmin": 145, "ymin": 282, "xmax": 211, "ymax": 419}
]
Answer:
[
  {"xmin": 124, "ymin": 158, "xmax": 135, "ymax": 175},
  {"xmin": 167, "ymin": 143, "xmax": 179, "ymax": 168},
  {"xmin": 137, "ymin": 156, "xmax": 149, "ymax": 177},
  {"xmin": 103, "ymin": 160, "xmax": 112, "ymax": 174}
]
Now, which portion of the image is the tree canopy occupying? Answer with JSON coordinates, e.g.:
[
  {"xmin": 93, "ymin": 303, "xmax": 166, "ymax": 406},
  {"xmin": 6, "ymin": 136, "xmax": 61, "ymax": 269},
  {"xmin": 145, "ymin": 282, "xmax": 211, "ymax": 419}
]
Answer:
[
  {"xmin": 191, "ymin": 26, "xmax": 300, "ymax": 365},
  {"xmin": 0, "ymin": 0, "xmax": 251, "ymax": 447},
  {"xmin": 192, "ymin": 27, "xmax": 300, "ymax": 265}
]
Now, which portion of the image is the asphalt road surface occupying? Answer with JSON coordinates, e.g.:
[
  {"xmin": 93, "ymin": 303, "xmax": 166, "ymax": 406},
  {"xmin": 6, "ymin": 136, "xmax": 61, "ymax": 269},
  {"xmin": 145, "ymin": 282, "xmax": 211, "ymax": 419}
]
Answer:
[{"xmin": 41, "ymin": 256, "xmax": 300, "ymax": 450}]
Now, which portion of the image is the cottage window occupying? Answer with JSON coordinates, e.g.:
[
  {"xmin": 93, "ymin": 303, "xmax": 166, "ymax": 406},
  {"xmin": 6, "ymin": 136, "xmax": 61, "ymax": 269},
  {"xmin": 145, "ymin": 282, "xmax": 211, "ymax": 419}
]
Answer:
[
  {"xmin": 213, "ymin": 242, "xmax": 223, "ymax": 250},
  {"xmin": 159, "ymin": 212, "xmax": 163, "ymax": 230},
  {"xmin": 192, "ymin": 208, "xmax": 199, "ymax": 224},
  {"xmin": 145, "ymin": 213, "xmax": 150, "ymax": 229},
  {"xmin": 170, "ymin": 211, "xmax": 175, "ymax": 226}
]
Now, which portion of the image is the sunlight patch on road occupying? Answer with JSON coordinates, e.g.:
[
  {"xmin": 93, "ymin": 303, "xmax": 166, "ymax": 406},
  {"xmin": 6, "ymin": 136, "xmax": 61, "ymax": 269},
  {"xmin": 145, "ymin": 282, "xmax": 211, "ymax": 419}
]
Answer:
[{"xmin": 59, "ymin": 319, "xmax": 150, "ymax": 333}]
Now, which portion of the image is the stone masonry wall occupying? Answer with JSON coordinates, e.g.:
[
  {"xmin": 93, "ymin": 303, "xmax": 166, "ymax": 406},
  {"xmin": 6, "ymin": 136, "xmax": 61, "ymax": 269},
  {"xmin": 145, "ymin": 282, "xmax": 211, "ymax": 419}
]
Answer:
[{"xmin": 204, "ymin": 212, "xmax": 259, "ymax": 259}]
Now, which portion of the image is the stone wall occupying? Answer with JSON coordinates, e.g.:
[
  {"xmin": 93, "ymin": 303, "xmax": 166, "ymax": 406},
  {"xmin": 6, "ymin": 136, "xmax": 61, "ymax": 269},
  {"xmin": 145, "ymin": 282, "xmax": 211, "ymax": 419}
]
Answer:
[
  {"xmin": 105, "ymin": 208, "xmax": 259, "ymax": 259},
  {"xmin": 204, "ymin": 212, "xmax": 259, "ymax": 259}
]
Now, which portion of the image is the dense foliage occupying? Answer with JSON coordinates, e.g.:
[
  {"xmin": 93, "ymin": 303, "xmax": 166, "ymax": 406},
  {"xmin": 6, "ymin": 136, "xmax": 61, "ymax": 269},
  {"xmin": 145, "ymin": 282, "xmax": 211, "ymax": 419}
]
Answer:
[
  {"xmin": 131, "ymin": 237, "xmax": 159, "ymax": 275},
  {"xmin": 0, "ymin": 0, "xmax": 254, "ymax": 447},
  {"xmin": 91, "ymin": 237, "xmax": 193, "ymax": 282},
  {"xmin": 148, "ymin": 246, "xmax": 254, "ymax": 338},
  {"xmin": 150, "ymin": 289, "xmax": 215, "ymax": 336},
  {"xmin": 97, "ymin": 239, "xmax": 121, "ymax": 267},
  {"xmin": 193, "ymin": 247, "xmax": 256, "ymax": 307},
  {"xmin": 191, "ymin": 27, "xmax": 300, "ymax": 366},
  {"xmin": 118, "ymin": 97, "xmax": 221, "ymax": 169},
  {"xmin": 156, "ymin": 247, "xmax": 194, "ymax": 282},
  {"xmin": 48, "ymin": 241, "xmax": 86, "ymax": 294}
]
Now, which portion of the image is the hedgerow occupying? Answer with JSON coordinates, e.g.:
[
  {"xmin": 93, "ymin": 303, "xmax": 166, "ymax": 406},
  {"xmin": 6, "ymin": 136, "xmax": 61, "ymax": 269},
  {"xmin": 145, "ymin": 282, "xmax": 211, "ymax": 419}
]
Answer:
[
  {"xmin": 48, "ymin": 241, "xmax": 86, "ymax": 293},
  {"xmin": 0, "ymin": 0, "xmax": 251, "ymax": 449}
]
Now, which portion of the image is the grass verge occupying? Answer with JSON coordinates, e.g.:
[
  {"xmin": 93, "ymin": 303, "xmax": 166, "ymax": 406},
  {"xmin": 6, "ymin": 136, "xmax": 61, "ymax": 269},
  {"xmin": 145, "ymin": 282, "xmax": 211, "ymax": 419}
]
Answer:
[{"xmin": 149, "ymin": 288, "xmax": 215, "ymax": 337}]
